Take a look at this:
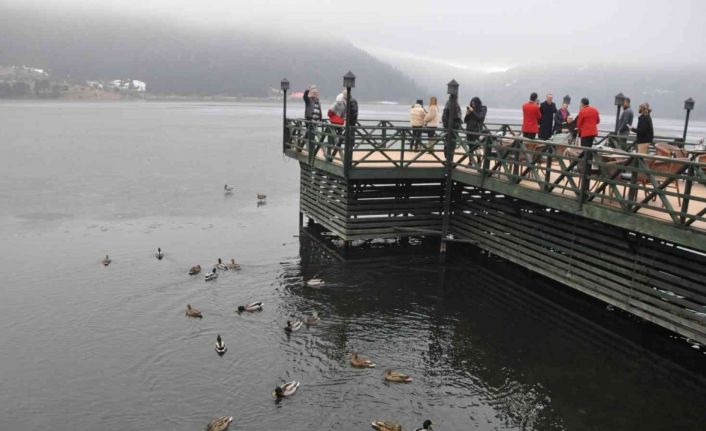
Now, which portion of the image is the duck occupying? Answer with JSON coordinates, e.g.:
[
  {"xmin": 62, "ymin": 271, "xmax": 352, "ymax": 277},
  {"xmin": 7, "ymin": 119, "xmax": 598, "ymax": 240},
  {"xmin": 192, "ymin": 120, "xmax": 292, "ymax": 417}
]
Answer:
[
  {"xmin": 237, "ymin": 302, "xmax": 263, "ymax": 313},
  {"xmin": 384, "ymin": 369, "xmax": 412, "ymax": 383},
  {"xmin": 284, "ymin": 320, "xmax": 303, "ymax": 333},
  {"xmin": 350, "ymin": 351, "xmax": 376, "ymax": 368},
  {"xmin": 205, "ymin": 268, "xmax": 218, "ymax": 281},
  {"xmin": 214, "ymin": 334, "xmax": 227, "ymax": 355},
  {"xmin": 188, "ymin": 264, "xmax": 201, "ymax": 275},
  {"xmin": 226, "ymin": 258, "xmax": 241, "ymax": 271},
  {"xmin": 303, "ymin": 311, "xmax": 320, "ymax": 326},
  {"xmin": 102, "ymin": 255, "xmax": 111, "ymax": 266},
  {"xmin": 272, "ymin": 381, "xmax": 299, "ymax": 399},
  {"xmin": 257, "ymin": 193, "xmax": 266, "ymax": 202},
  {"xmin": 224, "ymin": 184, "xmax": 235, "ymax": 192},
  {"xmin": 156, "ymin": 248, "xmax": 164, "ymax": 260},
  {"xmin": 371, "ymin": 420, "xmax": 402, "ymax": 431},
  {"xmin": 414, "ymin": 420, "xmax": 434, "ymax": 431},
  {"xmin": 306, "ymin": 278, "xmax": 325, "ymax": 288},
  {"xmin": 206, "ymin": 416, "xmax": 233, "ymax": 431},
  {"xmin": 216, "ymin": 258, "xmax": 228, "ymax": 271},
  {"xmin": 185, "ymin": 304, "xmax": 203, "ymax": 318}
]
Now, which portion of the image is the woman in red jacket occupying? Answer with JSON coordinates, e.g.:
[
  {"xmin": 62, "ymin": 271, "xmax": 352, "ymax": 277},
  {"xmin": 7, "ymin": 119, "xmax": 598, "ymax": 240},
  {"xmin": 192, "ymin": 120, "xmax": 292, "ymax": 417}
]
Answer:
[
  {"xmin": 576, "ymin": 97, "xmax": 600, "ymax": 147},
  {"xmin": 522, "ymin": 92, "xmax": 541, "ymax": 139}
]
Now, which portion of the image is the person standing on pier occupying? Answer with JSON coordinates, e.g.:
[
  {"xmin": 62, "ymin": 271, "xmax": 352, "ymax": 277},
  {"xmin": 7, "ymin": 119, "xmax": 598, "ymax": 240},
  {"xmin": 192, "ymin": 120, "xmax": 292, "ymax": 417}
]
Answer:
[
  {"xmin": 617, "ymin": 97, "xmax": 634, "ymax": 150},
  {"xmin": 424, "ymin": 96, "xmax": 440, "ymax": 138},
  {"xmin": 539, "ymin": 94, "xmax": 557, "ymax": 140},
  {"xmin": 442, "ymin": 95, "xmax": 462, "ymax": 131},
  {"xmin": 522, "ymin": 93, "xmax": 541, "ymax": 139},
  {"xmin": 554, "ymin": 102, "xmax": 570, "ymax": 134},
  {"xmin": 410, "ymin": 99, "xmax": 426, "ymax": 150},
  {"xmin": 303, "ymin": 85, "xmax": 322, "ymax": 147},
  {"xmin": 630, "ymin": 103, "xmax": 654, "ymax": 149},
  {"xmin": 464, "ymin": 96, "xmax": 487, "ymax": 144},
  {"xmin": 576, "ymin": 97, "xmax": 600, "ymax": 147},
  {"xmin": 327, "ymin": 92, "xmax": 347, "ymax": 159}
]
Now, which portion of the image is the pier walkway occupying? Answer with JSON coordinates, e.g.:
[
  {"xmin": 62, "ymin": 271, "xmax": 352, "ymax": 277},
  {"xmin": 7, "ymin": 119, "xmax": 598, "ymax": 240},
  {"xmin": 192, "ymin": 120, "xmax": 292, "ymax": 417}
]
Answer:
[{"xmin": 283, "ymin": 117, "xmax": 706, "ymax": 345}]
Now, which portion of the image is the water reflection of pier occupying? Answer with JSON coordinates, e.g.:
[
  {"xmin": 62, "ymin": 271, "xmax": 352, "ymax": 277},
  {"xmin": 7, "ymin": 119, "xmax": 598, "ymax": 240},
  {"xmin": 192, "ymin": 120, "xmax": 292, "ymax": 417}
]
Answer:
[{"xmin": 289, "ymin": 229, "xmax": 706, "ymax": 429}]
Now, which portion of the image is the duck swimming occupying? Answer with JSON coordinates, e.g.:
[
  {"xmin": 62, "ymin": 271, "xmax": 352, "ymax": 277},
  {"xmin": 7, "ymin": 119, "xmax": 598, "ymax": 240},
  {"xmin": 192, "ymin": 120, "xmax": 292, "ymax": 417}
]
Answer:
[
  {"xmin": 224, "ymin": 184, "xmax": 235, "ymax": 192},
  {"xmin": 306, "ymin": 278, "xmax": 324, "ymax": 288},
  {"xmin": 303, "ymin": 311, "xmax": 320, "ymax": 326},
  {"xmin": 284, "ymin": 320, "xmax": 303, "ymax": 333},
  {"xmin": 226, "ymin": 258, "xmax": 241, "ymax": 271},
  {"xmin": 237, "ymin": 302, "xmax": 263, "ymax": 313},
  {"xmin": 102, "ymin": 255, "xmax": 111, "ymax": 266},
  {"xmin": 371, "ymin": 420, "xmax": 402, "ymax": 431},
  {"xmin": 414, "ymin": 420, "xmax": 434, "ymax": 431},
  {"xmin": 185, "ymin": 304, "xmax": 202, "ymax": 318},
  {"xmin": 188, "ymin": 265, "xmax": 201, "ymax": 275},
  {"xmin": 156, "ymin": 248, "xmax": 164, "ymax": 260},
  {"xmin": 257, "ymin": 193, "xmax": 266, "ymax": 202},
  {"xmin": 205, "ymin": 268, "xmax": 218, "ymax": 281},
  {"xmin": 383, "ymin": 369, "xmax": 412, "ymax": 383},
  {"xmin": 216, "ymin": 258, "xmax": 228, "ymax": 271},
  {"xmin": 350, "ymin": 352, "xmax": 376, "ymax": 368},
  {"xmin": 272, "ymin": 381, "xmax": 299, "ymax": 399},
  {"xmin": 206, "ymin": 416, "xmax": 233, "ymax": 431},
  {"xmin": 214, "ymin": 334, "xmax": 227, "ymax": 355}
]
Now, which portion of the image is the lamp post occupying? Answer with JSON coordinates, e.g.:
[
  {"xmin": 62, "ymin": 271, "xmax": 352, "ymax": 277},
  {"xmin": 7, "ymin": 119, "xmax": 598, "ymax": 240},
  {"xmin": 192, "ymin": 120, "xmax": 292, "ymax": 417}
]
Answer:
[
  {"xmin": 281, "ymin": 78, "xmax": 289, "ymax": 150},
  {"xmin": 614, "ymin": 92, "xmax": 625, "ymax": 134},
  {"xmin": 343, "ymin": 71, "xmax": 356, "ymax": 177},
  {"xmin": 563, "ymin": 94, "xmax": 571, "ymax": 106},
  {"xmin": 440, "ymin": 79, "xmax": 459, "ymax": 260},
  {"xmin": 683, "ymin": 97, "xmax": 695, "ymax": 141}
]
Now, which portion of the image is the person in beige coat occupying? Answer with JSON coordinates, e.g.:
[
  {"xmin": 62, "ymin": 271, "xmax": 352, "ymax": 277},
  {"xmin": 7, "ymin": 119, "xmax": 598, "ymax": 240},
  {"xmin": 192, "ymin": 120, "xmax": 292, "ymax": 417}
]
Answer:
[
  {"xmin": 424, "ymin": 96, "xmax": 439, "ymax": 137},
  {"xmin": 409, "ymin": 99, "xmax": 426, "ymax": 150}
]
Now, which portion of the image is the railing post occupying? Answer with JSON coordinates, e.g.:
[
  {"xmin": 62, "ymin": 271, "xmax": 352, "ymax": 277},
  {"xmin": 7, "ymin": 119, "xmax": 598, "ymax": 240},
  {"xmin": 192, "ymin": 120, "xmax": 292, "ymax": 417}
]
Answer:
[
  {"xmin": 307, "ymin": 121, "xmax": 315, "ymax": 165},
  {"xmin": 481, "ymin": 135, "xmax": 491, "ymax": 183},
  {"xmin": 577, "ymin": 148, "xmax": 593, "ymax": 205},
  {"xmin": 680, "ymin": 164, "xmax": 694, "ymax": 224},
  {"xmin": 627, "ymin": 156, "xmax": 639, "ymax": 212}
]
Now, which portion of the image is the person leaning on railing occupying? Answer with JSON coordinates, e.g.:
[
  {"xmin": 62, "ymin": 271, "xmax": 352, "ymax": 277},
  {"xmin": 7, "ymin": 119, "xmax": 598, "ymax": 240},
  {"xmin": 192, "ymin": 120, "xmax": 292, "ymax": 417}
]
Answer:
[{"xmin": 576, "ymin": 97, "xmax": 600, "ymax": 147}]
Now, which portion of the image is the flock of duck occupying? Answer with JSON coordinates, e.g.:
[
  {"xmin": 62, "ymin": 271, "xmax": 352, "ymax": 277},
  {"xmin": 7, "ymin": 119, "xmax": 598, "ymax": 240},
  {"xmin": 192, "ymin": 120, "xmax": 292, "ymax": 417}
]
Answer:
[{"xmin": 99, "ymin": 190, "xmax": 433, "ymax": 431}]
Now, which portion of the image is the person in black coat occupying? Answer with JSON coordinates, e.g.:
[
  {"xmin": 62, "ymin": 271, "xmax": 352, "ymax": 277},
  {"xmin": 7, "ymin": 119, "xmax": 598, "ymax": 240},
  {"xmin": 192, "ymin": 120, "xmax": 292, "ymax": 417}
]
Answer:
[
  {"xmin": 442, "ymin": 95, "xmax": 462, "ymax": 130},
  {"xmin": 539, "ymin": 94, "xmax": 557, "ymax": 140},
  {"xmin": 464, "ymin": 96, "xmax": 487, "ymax": 142},
  {"xmin": 630, "ymin": 103, "xmax": 654, "ymax": 144}
]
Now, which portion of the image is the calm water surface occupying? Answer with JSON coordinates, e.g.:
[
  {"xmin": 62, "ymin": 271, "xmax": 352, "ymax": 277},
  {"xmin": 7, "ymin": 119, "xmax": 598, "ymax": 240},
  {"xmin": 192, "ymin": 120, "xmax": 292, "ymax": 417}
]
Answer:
[{"xmin": 1, "ymin": 101, "xmax": 705, "ymax": 431}]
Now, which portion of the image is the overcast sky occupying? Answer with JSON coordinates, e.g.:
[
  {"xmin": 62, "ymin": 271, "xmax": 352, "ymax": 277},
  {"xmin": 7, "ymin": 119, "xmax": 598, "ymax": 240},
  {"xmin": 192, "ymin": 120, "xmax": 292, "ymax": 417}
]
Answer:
[{"xmin": 7, "ymin": 0, "xmax": 706, "ymax": 71}]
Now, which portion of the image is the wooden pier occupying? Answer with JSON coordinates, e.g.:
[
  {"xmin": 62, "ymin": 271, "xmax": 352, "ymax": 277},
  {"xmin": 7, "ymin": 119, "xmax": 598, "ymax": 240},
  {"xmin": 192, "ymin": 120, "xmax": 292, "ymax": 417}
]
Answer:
[{"xmin": 283, "ymin": 113, "xmax": 706, "ymax": 345}]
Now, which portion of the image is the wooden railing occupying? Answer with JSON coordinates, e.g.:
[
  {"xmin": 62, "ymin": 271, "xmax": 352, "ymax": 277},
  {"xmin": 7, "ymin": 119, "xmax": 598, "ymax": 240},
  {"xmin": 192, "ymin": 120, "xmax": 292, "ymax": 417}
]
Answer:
[{"xmin": 284, "ymin": 118, "xmax": 706, "ymax": 232}]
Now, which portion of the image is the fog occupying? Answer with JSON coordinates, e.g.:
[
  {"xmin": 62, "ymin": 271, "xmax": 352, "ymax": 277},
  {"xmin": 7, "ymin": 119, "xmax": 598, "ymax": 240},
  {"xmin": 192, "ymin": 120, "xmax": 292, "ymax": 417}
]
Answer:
[{"xmin": 8, "ymin": 0, "xmax": 706, "ymax": 70}]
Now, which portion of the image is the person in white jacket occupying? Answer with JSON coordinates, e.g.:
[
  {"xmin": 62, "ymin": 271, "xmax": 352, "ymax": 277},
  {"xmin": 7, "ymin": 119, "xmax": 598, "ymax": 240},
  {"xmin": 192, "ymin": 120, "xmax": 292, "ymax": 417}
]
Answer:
[
  {"xmin": 409, "ymin": 99, "xmax": 426, "ymax": 150},
  {"xmin": 424, "ymin": 96, "xmax": 439, "ymax": 136}
]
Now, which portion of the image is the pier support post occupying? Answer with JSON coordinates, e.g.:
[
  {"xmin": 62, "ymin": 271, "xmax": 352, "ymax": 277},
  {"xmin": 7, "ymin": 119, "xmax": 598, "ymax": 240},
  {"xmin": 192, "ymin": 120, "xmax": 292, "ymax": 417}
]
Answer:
[
  {"xmin": 440, "ymin": 79, "xmax": 459, "ymax": 262},
  {"xmin": 298, "ymin": 211, "xmax": 304, "ymax": 227}
]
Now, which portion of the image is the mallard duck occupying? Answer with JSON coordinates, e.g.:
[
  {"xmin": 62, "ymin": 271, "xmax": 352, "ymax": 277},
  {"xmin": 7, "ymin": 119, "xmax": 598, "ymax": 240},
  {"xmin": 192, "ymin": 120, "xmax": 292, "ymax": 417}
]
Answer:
[
  {"xmin": 257, "ymin": 193, "xmax": 266, "ymax": 202},
  {"xmin": 306, "ymin": 278, "xmax": 324, "ymax": 287},
  {"xmin": 303, "ymin": 311, "xmax": 320, "ymax": 326},
  {"xmin": 384, "ymin": 369, "xmax": 412, "ymax": 383},
  {"xmin": 206, "ymin": 416, "xmax": 233, "ymax": 431},
  {"xmin": 102, "ymin": 255, "xmax": 111, "ymax": 266},
  {"xmin": 237, "ymin": 302, "xmax": 263, "ymax": 313},
  {"xmin": 189, "ymin": 265, "xmax": 201, "ymax": 275},
  {"xmin": 214, "ymin": 334, "xmax": 227, "ymax": 355},
  {"xmin": 414, "ymin": 420, "xmax": 434, "ymax": 431},
  {"xmin": 226, "ymin": 258, "xmax": 241, "ymax": 271},
  {"xmin": 224, "ymin": 184, "xmax": 235, "ymax": 192},
  {"xmin": 185, "ymin": 304, "xmax": 202, "ymax": 318},
  {"xmin": 350, "ymin": 351, "xmax": 376, "ymax": 368},
  {"xmin": 216, "ymin": 258, "xmax": 228, "ymax": 271},
  {"xmin": 371, "ymin": 420, "xmax": 402, "ymax": 431},
  {"xmin": 156, "ymin": 248, "xmax": 164, "ymax": 260},
  {"xmin": 272, "ymin": 381, "xmax": 299, "ymax": 398},
  {"xmin": 205, "ymin": 268, "xmax": 218, "ymax": 281},
  {"xmin": 284, "ymin": 320, "xmax": 303, "ymax": 333}
]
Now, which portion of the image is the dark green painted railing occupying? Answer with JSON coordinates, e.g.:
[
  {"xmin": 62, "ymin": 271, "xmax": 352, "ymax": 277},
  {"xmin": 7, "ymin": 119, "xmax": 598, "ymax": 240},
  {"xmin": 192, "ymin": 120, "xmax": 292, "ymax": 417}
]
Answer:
[{"xmin": 284, "ymin": 118, "xmax": 706, "ymax": 234}]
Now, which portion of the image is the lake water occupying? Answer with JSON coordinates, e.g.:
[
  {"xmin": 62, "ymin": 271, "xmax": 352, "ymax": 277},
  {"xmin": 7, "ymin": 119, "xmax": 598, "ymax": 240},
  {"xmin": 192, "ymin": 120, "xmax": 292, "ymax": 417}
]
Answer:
[{"xmin": 1, "ymin": 101, "xmax": 705, "ymax": 431}]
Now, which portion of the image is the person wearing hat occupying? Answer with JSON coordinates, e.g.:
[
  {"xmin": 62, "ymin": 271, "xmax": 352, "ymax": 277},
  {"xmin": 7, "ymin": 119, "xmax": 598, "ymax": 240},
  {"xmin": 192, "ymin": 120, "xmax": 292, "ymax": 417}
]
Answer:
[{"xmin": 409, "ymin": 99, "xmax": 426, "ymax": 150}]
